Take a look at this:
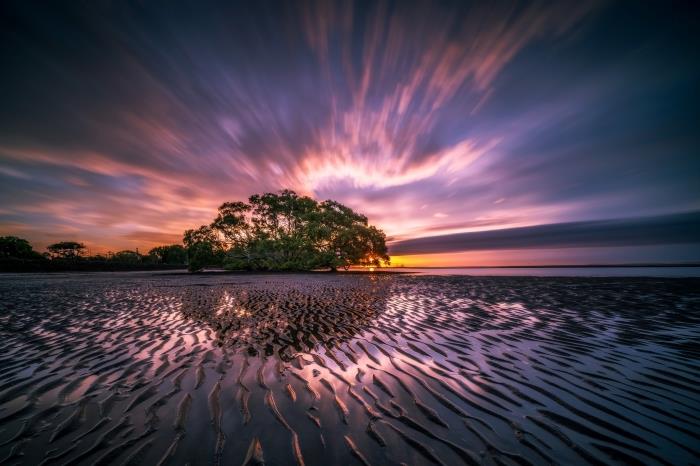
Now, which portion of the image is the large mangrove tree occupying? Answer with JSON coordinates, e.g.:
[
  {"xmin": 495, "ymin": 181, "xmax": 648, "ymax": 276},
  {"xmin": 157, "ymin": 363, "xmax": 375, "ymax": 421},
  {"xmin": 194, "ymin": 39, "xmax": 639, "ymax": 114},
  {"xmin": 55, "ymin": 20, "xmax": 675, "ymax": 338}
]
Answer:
[{"xmin": 183, "ymin": 190, "xmax": 389, "ymax": 272}]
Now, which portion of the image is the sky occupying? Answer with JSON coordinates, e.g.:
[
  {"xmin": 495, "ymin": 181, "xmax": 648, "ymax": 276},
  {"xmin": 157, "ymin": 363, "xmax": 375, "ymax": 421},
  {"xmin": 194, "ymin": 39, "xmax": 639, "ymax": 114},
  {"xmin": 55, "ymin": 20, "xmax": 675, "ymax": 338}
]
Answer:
[{"xmin": 1, "ymin": 0, "xmax": 699, "ymax": 265}]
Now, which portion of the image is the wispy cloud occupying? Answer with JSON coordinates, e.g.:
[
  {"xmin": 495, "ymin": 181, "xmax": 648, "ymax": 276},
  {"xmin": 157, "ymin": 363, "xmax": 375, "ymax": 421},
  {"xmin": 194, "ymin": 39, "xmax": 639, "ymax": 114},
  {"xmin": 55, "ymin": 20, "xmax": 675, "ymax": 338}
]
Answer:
[{"xmin": 389, "ymin": 211, "xmax": 700, "ymax": 255}]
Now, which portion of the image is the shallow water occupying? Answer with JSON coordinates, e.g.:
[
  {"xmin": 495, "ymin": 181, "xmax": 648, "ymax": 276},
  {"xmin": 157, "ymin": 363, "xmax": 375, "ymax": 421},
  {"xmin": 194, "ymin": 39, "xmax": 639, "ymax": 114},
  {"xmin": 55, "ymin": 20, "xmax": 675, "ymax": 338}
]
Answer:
[
  {"xmin": 378, "ymin": 266, "xmax": 700, "ymax": 277},
  {"xmin": 0, "ymin": 272, "xmax": 699, "ymax": 465}
]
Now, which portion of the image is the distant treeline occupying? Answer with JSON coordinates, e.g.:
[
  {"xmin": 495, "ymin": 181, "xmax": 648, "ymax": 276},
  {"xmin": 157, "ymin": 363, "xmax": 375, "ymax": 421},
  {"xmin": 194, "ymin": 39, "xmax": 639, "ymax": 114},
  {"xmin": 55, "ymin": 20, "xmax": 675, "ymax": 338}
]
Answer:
[
  {"xmin": 0, "ymin": 237, "xmax": 187, "ymax": 273},
  {"xmin": 2, "ymin": 190, "xmax": 389, "ymax": 273}
]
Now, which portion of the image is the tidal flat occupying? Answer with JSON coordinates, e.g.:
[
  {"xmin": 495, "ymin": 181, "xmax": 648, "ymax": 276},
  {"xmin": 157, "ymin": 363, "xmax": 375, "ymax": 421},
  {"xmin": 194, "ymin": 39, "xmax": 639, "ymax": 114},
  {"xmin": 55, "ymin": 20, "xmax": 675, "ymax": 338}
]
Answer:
[{"xmin": 0, "ymin": 272, "xmax": 698, "ymax": 465}]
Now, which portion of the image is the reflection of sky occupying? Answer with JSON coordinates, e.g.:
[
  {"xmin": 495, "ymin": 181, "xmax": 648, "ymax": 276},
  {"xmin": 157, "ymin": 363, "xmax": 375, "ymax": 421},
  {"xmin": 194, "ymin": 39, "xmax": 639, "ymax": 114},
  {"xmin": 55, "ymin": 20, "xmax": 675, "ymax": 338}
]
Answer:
[{"xmin": 1, "ymin": 1, "xmax": 698, "ymax": 264}]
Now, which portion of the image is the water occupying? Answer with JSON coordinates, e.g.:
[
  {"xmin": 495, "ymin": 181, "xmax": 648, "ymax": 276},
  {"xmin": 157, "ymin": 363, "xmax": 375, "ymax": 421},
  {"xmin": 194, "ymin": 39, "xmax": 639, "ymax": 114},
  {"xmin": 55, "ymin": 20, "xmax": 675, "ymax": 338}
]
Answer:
[
  {"xmin": 379, "ymin": 266, "xmax": 700, "ymax": 277},
  {"xmin": 0, "ymin": 272, "xmax": 698, "ymax": 465}
]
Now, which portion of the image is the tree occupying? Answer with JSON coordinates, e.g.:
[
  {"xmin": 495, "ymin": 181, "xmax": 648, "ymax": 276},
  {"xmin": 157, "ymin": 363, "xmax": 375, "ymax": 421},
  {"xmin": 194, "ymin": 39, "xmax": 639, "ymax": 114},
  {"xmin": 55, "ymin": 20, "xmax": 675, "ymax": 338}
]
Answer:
[
  {"xmin": 148, "ymin": 245, "xmax": 187, "ymax": 265},
  {"xmin": 47, "ymin": 241, "xmax": 86, "ymax": 259},
  {"xmin": 328, "ymin": 224, "xmax": 389, "ymax": 271},
  {"xmin": 211, "ymin": 201, "xmax": 251, "ymax": 247},
  {"xmin": 183, "ymin": 190, "xmax": 390, "ymax": 272},
  {"xmin": 111, "ymin": 250, "xmax": 141, "ymax": 264},
  {"xmin": 183, "ymin": 225, "xmax": 225, "ymax": 272},
  {"xmin": 0, "ymin": 236, "xmax": 42, "ymax": 260}
]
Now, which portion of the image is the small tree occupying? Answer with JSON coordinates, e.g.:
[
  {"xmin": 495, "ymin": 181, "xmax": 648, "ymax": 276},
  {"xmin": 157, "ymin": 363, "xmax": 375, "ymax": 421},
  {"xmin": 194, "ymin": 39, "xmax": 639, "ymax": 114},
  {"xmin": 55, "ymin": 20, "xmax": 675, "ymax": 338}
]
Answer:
[
  {"xmin": 183, "ymin": 226, "xmax": 225, "ymax": 272},
  {"xmin": 186, "ymin": 242, "xmax": 223, "ymax": 272},
  {"xmin": 0, "ymin": 236, "xmax": 42, "ymax": 259},
  {"xmin": 148, "ymin": 245, "xmax": 187, "ymax": 265},
  {"xmin": 47, "ymin": 241, "xmax": 86, "ymax": 260},
  {"xmin": 111, "ymin": 250, "xmax": 141, "ymax": 264}
]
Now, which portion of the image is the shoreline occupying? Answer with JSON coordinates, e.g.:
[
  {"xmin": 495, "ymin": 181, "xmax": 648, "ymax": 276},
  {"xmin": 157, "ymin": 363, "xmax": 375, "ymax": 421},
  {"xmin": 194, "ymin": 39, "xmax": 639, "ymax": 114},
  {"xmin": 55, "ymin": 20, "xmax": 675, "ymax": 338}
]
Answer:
[
  {"xmin": 2, "ymin": 262, "xmax": 699, "ymax": 275},
  {"xmin": 3, "ymin": 268, "xmax": 700, "ymax": 280}
]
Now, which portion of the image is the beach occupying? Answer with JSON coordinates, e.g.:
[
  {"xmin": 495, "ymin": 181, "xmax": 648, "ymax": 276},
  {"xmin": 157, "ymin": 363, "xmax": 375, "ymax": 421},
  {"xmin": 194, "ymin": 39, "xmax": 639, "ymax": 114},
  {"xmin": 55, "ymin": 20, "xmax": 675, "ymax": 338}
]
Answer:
[{"xmin": 0, "ymin": 271, "xmax": 698, "ymax": 465}]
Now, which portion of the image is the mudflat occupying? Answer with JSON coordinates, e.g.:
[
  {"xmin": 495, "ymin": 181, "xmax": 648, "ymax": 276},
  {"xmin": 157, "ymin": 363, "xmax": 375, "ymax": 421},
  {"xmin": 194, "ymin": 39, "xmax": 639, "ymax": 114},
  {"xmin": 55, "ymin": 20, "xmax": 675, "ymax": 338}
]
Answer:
[{"xmin": 0, "ymin": 272, "xmax": 698, "ymax": 465}]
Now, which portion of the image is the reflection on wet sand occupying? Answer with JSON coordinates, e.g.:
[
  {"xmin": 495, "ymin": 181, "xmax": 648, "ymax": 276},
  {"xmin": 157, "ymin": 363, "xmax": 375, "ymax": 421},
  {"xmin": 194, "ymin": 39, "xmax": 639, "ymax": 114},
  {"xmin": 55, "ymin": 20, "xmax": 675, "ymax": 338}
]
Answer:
[
  {"xmin": 0, "ymin": 272, "xmax": 699, "ymax": 465},
  {"xmin": 178, "ymin": 278, "xmax": 390, "ymax": 361}
]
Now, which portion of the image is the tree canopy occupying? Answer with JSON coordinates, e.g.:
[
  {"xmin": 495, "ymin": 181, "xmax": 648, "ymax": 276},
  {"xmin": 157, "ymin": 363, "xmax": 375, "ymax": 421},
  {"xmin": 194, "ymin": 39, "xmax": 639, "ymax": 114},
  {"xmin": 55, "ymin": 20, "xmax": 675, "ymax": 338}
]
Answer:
[
  {"xmin": 0, "ymin": 236, "xmax": 42, "ymax": 260},
  {"xmin": 148, "ymin": 245, "xmax": 187, "ymax": 265},
  {"xmin": 111, "ymin": 250, "xmax": 141, "ymax": 264},
  {"xmin": 183, "ymin": 190, "xmax": 389, "ymax": 272},
  {"xmin": 47, "ymin": 241, "xmax": 86, "ymax": 259}
]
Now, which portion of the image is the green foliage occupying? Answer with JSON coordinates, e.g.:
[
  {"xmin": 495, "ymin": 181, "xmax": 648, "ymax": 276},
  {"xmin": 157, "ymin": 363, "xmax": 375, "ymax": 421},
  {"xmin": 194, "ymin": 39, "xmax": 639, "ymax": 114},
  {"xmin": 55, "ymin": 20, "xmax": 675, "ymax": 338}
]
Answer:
[
  {"xmin": 148, "ymin": 244, "xmax": 187, "ymax": 265},
  {"xmin": 47, "ymin": 241, "xmax": 86, "ymax": 259},
  {"xmin": 186, "ymin": 241, "xmax": 223, "ymax": 272},
  {"xmin": 111, "ymin": 250, "xmax": 141, "ymax": 264},
  {"xmin": 183, "ymin": 190, "xmax": 389, "ymax": 272},
  {"xmin": 0, "ymin": 236, "xmax": 42, "ymax": 260},
  {"xmin": 183, "ymin": 225, "xmax": 225, "ymax": 271},
  {"xmin": 0, "ymin": 235, "xmax": 192, "ymax": 272}
]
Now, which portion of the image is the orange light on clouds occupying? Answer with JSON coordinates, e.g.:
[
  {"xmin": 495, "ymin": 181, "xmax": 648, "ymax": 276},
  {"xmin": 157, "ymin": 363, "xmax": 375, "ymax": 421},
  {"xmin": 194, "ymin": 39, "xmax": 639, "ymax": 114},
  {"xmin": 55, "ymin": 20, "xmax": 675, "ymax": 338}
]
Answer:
[
  {"xmin": 390, "ymin": 244, "xmax": 700, "ymax": 267},
  {"xmin": 389, "ymin": 252, "xmax": 514, "ymax": 267},
  {"xmin": 390, "ymin": 250, "xmax": 590, "ymax": 267}
]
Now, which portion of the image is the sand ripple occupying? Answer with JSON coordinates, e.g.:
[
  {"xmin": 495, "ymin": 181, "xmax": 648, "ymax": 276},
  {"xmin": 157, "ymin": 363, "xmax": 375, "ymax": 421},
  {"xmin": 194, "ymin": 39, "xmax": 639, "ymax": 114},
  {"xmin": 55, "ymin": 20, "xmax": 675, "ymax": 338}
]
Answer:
[{"xmin": 0, "ymin": 272, "xmax": 699, "ymax": 465}]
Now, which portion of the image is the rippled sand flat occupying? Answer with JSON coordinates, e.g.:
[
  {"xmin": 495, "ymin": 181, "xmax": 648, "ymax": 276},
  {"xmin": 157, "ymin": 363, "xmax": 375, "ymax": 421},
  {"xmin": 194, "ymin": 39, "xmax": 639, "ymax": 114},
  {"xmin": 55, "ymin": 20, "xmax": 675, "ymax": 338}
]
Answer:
[{"xmin": 0, "ymin": 272, "xmax": 698, "ymax": 465}]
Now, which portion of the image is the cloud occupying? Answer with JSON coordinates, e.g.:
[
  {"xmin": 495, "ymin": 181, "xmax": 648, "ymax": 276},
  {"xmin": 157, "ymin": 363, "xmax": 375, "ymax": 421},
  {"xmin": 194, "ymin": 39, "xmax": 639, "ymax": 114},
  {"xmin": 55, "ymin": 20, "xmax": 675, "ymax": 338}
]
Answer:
[
  {"xmin": 295, "ymin": 1, "xmax": 597, "ymax": 191},
  {"xmin": 121, "ymin": 231, "xmax": 184, "ymax": 247},
  {"xmin": 389, "ymin": 211, "xmax": 700, "ymax": 255}
]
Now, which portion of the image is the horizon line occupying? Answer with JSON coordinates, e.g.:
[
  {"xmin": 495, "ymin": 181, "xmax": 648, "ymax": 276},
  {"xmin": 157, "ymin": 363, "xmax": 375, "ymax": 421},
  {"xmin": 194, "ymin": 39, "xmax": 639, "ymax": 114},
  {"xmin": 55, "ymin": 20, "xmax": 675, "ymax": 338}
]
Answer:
[{"xmin": 375, "ymin": 263, "xmax": 700, "ymax": 269}]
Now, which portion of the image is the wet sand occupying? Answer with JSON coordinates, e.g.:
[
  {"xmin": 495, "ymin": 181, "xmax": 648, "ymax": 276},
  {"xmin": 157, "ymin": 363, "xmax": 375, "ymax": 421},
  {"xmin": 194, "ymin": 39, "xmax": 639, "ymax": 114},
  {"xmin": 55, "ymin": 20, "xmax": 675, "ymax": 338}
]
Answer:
[{"xmin": 0, "ymin": 272, "xmax": 698, "ymax": 465}]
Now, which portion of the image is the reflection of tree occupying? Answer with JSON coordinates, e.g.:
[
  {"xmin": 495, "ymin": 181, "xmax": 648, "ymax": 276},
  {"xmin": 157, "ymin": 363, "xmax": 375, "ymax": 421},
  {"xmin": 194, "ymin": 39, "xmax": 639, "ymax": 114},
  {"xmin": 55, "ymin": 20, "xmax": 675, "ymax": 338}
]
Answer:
[{"xmin": 178, "ymin": 278, "xmax": 390, "ymax": 361}]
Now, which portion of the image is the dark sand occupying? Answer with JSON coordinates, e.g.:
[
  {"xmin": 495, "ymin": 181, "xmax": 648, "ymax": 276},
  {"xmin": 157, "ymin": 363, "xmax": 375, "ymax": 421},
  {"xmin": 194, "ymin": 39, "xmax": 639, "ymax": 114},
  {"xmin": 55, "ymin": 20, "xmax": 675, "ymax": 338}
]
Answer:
[{"xmin": 0, "ymin": 272, "xmax": 698, "ymax": 465}]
